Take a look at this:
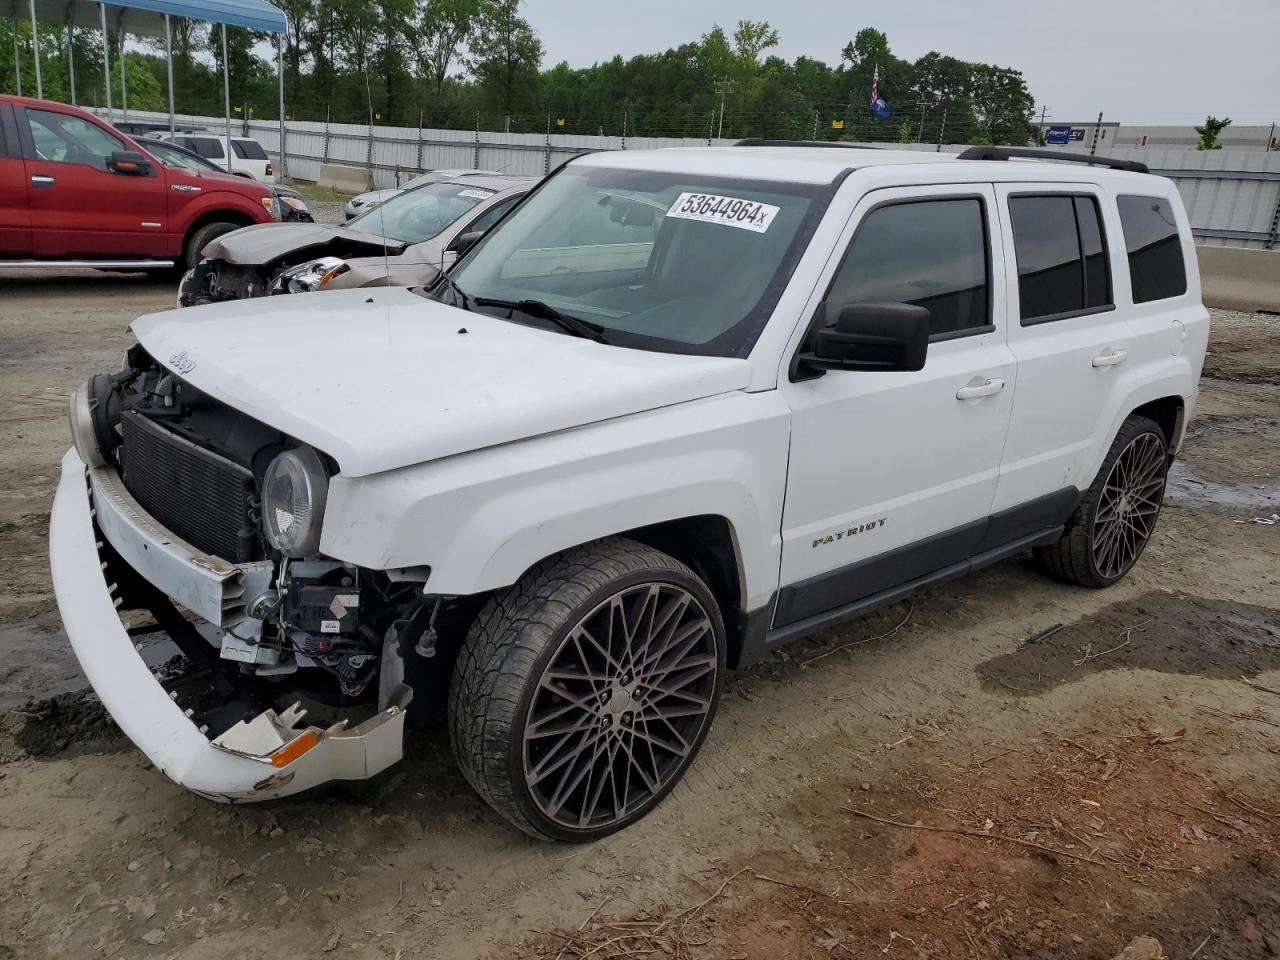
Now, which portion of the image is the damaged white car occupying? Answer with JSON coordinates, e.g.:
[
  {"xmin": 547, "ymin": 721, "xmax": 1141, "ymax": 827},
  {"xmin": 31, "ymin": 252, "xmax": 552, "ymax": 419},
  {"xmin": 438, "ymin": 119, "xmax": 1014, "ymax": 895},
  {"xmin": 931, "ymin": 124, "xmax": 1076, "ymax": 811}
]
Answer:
[{"xmin": 51, "ymin": 143, "xmax": 1206, "ymax": 839}]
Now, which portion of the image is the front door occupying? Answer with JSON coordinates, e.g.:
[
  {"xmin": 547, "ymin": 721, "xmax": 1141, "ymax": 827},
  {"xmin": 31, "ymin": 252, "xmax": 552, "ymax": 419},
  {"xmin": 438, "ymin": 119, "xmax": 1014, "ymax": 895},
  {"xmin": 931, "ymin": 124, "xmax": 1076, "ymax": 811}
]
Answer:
[
  {"xmin": 777, "ymin": 184, "xmax": 1015, "ymax": 629},
  {"xmin": 19, "ymin": 105, "xmax": 168, "ymax": 259}
]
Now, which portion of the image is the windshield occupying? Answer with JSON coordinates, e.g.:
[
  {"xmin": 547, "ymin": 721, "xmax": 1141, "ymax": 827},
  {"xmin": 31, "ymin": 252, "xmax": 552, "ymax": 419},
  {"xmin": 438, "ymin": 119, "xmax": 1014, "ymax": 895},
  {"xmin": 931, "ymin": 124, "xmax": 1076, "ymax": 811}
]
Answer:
[
  {"xmin": 443, "ymin": 164, "xmax": 830, "ymax": 357},
  {"xmin": 145, "ymin": 140, "xmax": 216, "ymax": 172},
  {"xmin": 348, "ymin": 181, "xmax": 497, "ymax": 244}
]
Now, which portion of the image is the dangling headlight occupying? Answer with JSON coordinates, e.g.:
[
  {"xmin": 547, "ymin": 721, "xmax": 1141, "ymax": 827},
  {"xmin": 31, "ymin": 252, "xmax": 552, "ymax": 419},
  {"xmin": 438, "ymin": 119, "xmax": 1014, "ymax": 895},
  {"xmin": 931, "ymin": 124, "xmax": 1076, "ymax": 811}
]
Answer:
[
  {"xmin": 262, "ymin": 448, "xmax": 329, "ymax": 557},
  {"xmin": 273, "ymin": 256, "xmax": 349, "ymax": 294}
]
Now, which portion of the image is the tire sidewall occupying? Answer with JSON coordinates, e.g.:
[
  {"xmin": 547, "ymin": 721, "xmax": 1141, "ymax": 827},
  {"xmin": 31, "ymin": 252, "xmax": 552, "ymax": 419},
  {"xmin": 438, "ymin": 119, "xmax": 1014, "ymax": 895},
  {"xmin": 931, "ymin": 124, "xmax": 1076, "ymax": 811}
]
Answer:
[
  {"xmin": 504, "ymin": 563, "xmax": 727, "ymax": 843},
  {"xmin": 183, "ymin": 222, "xmax": 239, "ymax": 271},
  {"xmin": 1080, "ymin": 418, "xmax": 1168, "ymax": 584}
]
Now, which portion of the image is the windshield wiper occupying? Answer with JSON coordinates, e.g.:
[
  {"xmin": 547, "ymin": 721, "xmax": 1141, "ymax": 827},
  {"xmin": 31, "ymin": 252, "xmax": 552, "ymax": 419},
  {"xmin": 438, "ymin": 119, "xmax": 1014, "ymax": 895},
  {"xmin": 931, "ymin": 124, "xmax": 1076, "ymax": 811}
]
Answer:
[{"xmin": 473, "ymin": 297, "xmax": 607, "ymax": 342}]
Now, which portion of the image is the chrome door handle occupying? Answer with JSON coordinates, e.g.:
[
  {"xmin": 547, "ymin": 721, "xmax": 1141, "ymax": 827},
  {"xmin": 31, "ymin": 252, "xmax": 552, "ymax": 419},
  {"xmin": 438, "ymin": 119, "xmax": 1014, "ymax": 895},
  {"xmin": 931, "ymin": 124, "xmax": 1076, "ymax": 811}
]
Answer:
[
  {"xmin": 1092, "ymin": 349, "xmax": 1128, "ymax": 368},
  {"xmin": 956, "ymin": 378, "xmax": 1005, "ymax": 400},
  {"xmin": 30, "ymin": 174, "xmax": 55, "ymax": 188}
]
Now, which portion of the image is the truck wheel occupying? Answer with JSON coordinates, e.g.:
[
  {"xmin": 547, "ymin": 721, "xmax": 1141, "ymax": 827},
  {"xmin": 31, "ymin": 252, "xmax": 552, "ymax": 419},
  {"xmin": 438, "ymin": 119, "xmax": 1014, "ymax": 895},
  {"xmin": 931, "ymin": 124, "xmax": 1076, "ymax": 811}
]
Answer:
[
  {"xmin": 1035, "ymin": 415, "xmax": 1168, "ymax": 588},
  {"xmin": 449, "ymin": 537, "xmax": 726, "ymax": 841},
  {"xmin": 182, "ymin": 222, "xmax": 239, "ymax": 271}
]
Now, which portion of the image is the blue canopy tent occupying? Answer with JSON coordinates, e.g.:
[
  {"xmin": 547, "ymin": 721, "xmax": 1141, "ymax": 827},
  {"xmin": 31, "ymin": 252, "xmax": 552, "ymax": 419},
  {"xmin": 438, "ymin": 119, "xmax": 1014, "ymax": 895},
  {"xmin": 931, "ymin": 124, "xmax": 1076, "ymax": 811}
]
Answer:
[{"xmin": 3, "ymin": 0, "xmax": 288, "ymax": 180}]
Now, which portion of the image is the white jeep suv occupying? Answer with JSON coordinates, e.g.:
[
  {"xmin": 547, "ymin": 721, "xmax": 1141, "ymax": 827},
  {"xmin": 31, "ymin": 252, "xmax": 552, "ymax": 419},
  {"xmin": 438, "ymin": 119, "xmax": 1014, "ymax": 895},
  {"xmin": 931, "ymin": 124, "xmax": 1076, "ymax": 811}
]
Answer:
[{"xmin": 51, "ymin": 143, "xmax": 1208, "ymax": 840}]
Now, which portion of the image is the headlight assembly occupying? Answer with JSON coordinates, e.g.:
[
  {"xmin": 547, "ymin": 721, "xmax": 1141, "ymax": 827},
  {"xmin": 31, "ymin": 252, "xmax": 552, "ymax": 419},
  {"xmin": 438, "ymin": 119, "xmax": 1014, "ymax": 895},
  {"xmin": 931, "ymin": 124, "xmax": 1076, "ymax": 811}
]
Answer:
[
  {"xmin": 68, "ymin": 374, "xmax": 121, "ymax": 468},
  {"xmin": 262, "ymin": 447, "xmax": 329, "ymax": 557},
  {"xmin": 274, "ymin": 256, "xmax": 350, "ymax": 294}
]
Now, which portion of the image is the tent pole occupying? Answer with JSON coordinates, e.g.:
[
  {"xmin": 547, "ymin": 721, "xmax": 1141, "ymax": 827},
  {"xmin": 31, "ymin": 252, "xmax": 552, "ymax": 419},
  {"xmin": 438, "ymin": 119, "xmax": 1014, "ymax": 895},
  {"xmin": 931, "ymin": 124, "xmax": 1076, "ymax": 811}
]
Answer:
[
  {"xmin": 164, "ymin": 12, "xmax": 174, "ymax": 135},
  {"xmin": 99, "ymin": 2, "xmax": 111, "ymax": 122},
  {"xmin": 12, "ymin": 18, "xmax": 21, "ymax": 97},
  {"xmin": 28, "ymin": 0, "xmax": 42, "ymax": 98},
  {"xmin": 221, "ymin": 24, "xmax": 231, "ymax": 154},
  {"xmin": 118, "ymin": 20, "xmax": 127, "ymax": 120},
  {"xmin": 67, "ymin": 21, "xmax": 76, "ymax": 105},
  {"xmin": 276, "ymin": 35, "xmax": 284, "ymax": 183}
]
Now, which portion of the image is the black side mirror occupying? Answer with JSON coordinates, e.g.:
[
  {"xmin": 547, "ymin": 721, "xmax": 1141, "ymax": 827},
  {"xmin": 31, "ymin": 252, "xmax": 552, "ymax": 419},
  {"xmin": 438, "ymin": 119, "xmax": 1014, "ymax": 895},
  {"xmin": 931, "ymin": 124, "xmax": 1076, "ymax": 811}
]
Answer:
[
  {"xmin": 449, "ymin": 230, "xmax": 485, "ymax": 257},
  {"xmin": 109, "ymin": 150, "xmax": 153, "ymax": 176},
  {"xmin": 799, "ymin": 302, "xmax": 930, "ymax": 373}
]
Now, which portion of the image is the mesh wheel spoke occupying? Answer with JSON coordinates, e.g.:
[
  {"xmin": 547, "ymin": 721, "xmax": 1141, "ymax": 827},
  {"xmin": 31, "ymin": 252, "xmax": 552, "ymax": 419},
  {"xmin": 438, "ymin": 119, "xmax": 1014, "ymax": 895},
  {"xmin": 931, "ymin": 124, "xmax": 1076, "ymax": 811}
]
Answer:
[{"xmin": 523, "ymin": 580, "xmax": 717, "ymax": 830}]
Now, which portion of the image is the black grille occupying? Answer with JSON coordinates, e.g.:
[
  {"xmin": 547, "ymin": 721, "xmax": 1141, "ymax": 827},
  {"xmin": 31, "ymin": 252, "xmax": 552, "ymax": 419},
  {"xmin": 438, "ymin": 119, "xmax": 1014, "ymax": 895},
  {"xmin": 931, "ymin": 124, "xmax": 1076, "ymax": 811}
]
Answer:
[{"xmin": 119, "ymin": 412, "xmax": 257, "ymax": 562}]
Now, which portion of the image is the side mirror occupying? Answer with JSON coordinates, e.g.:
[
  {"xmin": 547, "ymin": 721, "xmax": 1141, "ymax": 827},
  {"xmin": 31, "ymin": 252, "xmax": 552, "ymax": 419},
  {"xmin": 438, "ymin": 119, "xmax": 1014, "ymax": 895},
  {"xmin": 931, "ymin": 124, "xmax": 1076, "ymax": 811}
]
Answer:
[
  {"xmin": 449, "ymin": 230, "xmax": 485, "ymax": 257},
  {"xmin": 799, "ymin": 302, "xmax": 930, "ymax": 373},
  {"xmin": 109, "ymin": 150, "xmax": 153, "ymax": 176}
]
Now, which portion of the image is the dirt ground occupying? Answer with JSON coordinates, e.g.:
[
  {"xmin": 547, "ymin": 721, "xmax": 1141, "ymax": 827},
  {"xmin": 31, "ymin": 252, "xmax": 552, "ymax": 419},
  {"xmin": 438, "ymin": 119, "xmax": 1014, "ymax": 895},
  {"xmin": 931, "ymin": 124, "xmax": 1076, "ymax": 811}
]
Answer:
[{"xmin": 0, "ymin": 273, "xmax": 1277, "ymax": 960}]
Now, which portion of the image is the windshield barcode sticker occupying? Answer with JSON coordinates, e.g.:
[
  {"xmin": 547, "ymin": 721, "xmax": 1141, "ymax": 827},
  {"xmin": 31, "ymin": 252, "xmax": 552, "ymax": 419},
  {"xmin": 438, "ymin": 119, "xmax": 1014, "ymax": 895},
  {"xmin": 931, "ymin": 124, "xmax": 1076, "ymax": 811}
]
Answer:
[
  {"xmin": 458, "ymin": 188, "xmax": 494, "ymax": 200},
  {"xmin": 665, "ymin": 192, "xmax": 780, "ymax": 233}
]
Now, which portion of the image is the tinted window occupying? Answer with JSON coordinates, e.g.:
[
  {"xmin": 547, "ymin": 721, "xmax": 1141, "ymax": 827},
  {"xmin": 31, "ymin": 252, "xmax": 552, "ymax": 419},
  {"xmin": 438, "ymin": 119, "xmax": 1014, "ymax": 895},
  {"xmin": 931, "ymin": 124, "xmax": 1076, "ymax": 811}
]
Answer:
[
  {"xmin": 1117, "ymin": 194, "xmax": 1187, "ymax": 303},
  {"xmin": 822, "ymin": 198, "xmax": 990, "ymax": 338},
  {"xmin": 467, "ymin": 195, "xmax": 520, "ymax": 234},
  {"xmin": 26, "ymin": 109, "xmax": 125, "ymax": 170},
  {"xmin": 1009, "ymin": 194, "xmax": 1112, "ymax": 323},
  {"xmin": 192, "ymin": 137, "xmax": 225, "ymax": 159},
  {"xmin": 232, "ymin": 139, "xmax": 268, "ymax": 160}
]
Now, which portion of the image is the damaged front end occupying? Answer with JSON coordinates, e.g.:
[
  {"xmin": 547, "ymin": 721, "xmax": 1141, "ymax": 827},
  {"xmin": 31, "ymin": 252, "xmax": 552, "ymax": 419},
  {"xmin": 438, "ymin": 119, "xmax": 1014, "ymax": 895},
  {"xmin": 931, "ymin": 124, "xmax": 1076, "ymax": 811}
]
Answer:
[{"xmin": 50, "ymin": 348, "xmax": 433, "ymax": 801}]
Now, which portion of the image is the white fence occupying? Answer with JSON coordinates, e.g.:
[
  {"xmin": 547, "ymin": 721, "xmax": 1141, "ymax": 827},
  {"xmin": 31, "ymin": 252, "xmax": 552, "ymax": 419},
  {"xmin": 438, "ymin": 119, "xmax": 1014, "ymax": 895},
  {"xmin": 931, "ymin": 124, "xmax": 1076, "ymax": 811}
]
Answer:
[{"xmin": 105, "ymin": 108, "xmax": 1280, "ymax": 250}]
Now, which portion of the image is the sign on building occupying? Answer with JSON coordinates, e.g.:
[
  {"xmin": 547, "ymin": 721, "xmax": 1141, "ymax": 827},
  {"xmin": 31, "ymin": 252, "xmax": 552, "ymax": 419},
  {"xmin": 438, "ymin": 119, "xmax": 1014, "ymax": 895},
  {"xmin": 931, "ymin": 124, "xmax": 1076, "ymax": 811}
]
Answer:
[{"xmin": 1047, "ymin": 125, "xmax": 1073, "ymax": 145}]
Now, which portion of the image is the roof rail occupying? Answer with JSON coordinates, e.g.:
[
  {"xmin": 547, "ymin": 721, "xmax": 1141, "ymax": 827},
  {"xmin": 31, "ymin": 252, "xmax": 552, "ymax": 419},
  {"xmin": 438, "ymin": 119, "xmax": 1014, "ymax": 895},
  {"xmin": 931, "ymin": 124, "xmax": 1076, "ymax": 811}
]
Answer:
[
  {"xmin": 734, "ymin": 139, "xmax": 881, "ymax": 150},
  {"xmin": 956, "ymin": 146, "xmax": 1149, "ymax": 175}
]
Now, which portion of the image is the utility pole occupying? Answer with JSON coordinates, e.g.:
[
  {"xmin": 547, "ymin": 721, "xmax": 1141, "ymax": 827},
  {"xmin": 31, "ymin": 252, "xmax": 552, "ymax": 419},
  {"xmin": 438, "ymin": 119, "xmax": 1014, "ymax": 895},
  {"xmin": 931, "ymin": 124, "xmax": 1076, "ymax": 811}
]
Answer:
[
  {"xmin": 713, "ymin": 79, "xmax": 733, "ymax": 141},
  {"xmin": 1038, "ymin": 104, "xmax": 1048, "ymax": 143},
  {"xmin": 621, "ymin": 105, "xmax": 627, "ymax": 150},
  {"xmin": 936, "ymin": 106, "xmax": 948, "ymax": 152},
  {"xmin": 1090, "ymin": 111, "xmax": 1103, "ymax": 156},
  {"xmin": 811, "ymin": 110, "xmax": 818, "ymax": 140},
  {"xmin": 1267, "ymin": 121, "xmax": 1275, "ymax": 152}
]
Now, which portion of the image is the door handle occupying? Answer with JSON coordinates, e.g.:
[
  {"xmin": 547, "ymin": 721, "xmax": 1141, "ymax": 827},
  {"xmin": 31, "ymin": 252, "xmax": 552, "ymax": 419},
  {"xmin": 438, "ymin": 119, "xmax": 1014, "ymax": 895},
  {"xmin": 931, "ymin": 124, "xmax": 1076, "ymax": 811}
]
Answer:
[
  {"xmin": 1092, "ymin": 349, "xmax": 1128, "ymax": 368},
  {"xmin": 956, "ymin": 378, "xmax": 1005, "ymax": 400},
  {"xmin": 30, "ymin": 174, "xmax": 55, "ymax": 188}
]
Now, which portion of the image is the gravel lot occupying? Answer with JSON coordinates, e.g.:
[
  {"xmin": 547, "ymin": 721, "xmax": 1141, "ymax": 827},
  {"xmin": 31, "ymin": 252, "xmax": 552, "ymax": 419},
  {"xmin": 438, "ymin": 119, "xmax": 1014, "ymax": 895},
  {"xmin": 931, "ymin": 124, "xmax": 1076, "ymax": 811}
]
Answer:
[{"xmin": 0, "ymin": 273, "xmax": 1277, "ymax": 959}]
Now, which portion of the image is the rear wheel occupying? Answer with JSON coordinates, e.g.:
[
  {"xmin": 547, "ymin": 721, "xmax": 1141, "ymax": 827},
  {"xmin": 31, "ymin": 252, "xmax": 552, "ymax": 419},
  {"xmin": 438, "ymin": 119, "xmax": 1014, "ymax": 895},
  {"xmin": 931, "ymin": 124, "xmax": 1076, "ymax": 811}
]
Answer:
[
  {"xmin": 1035, "ymin": 415, "xmax": 1168, "ymax": 587},
  {"xmin": 449, "ymin": 538, "xmax": 725, "ymax": 841}
]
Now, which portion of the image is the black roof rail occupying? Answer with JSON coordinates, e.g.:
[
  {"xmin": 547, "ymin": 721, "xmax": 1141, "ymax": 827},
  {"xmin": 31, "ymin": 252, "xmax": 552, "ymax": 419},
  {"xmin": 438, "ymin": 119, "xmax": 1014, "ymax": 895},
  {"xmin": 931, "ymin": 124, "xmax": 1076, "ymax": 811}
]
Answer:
[
  {"xmin": 956, "ymin": 145, "xmax": 1149, "ymax": 175},
  {"xmin": 734, "ymin": 138, "xmax": 881, "ymax": 150}
]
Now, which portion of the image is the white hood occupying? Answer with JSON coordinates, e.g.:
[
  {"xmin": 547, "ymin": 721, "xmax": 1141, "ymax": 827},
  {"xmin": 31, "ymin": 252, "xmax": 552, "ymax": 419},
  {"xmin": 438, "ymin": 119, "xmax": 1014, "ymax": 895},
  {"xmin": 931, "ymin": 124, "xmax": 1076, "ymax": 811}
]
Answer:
[{"xmin": 130, "ymin": 288, "xmax": 750, "ymax": 477}]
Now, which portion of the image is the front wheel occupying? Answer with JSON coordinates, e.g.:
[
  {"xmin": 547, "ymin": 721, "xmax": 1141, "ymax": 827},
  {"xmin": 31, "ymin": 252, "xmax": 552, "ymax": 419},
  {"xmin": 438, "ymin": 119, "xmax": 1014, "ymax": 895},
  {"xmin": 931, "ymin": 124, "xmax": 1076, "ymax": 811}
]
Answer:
[
  {"xmin": 448, "ymin": 538, "xmax": 726, "ymax": 841},
  {"xmin": 1035, "ymin": 415, "xmax": 1169, "ymax": 587}
]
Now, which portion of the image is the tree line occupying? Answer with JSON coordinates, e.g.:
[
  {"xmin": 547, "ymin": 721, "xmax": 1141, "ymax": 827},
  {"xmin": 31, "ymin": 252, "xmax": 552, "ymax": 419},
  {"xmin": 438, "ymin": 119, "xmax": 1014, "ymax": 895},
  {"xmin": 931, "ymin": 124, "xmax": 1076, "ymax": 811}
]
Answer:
[{"xmin": 1, "ymin": 7, "xmax": 1039, "ymax": 146}]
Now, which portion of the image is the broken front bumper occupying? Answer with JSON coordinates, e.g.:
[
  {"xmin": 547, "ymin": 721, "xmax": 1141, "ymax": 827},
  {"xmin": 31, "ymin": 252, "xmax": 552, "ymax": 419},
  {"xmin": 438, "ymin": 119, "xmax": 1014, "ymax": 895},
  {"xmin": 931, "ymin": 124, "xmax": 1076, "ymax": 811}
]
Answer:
[{"xmin": 48, "ymin": 447, "xmax": 406, "ymax": 802}]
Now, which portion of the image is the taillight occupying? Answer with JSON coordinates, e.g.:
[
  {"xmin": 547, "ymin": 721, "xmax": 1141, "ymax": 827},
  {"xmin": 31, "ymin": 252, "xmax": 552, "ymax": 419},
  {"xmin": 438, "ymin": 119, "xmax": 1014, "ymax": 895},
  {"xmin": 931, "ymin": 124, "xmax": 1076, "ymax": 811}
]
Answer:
[{"xmin": 266, "ymin": 163, "xmax": 273, "ymax": 177}]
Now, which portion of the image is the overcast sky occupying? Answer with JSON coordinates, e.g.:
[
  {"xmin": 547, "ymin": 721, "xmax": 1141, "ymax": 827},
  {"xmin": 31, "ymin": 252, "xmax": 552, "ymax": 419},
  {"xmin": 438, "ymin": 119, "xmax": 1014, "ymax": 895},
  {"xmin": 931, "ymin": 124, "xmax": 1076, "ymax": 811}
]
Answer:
[{"xmin": 528, "ymin": 0, "xmax": 1280, "ymax": 126}]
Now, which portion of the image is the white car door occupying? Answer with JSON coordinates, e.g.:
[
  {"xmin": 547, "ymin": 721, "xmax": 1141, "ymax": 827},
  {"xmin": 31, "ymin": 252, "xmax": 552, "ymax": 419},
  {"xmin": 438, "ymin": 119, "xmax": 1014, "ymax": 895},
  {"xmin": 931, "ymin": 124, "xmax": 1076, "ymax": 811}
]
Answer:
[
  {"xmin": 991, "ymin": 185, "xmax": 1131, "ymax": 514},
  {"xmin": 776, "ymin": 184, "xmax": 1016, "ymax": 632}
]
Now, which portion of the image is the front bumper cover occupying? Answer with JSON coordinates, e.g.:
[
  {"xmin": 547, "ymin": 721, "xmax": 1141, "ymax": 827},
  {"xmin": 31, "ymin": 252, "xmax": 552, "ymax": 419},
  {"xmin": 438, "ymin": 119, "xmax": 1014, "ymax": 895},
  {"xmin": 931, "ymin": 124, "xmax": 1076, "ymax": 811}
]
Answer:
[{"xmin": 49, "ymin": 447, "xmax": 406, "ymax": 802}]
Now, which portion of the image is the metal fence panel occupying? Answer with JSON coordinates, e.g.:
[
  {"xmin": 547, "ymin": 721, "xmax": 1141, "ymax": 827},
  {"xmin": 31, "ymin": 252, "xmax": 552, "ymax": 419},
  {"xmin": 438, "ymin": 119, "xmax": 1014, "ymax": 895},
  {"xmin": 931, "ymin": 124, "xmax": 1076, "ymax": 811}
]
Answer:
[{"xmin": 96, "ymin": 108, "xmax": 1280, "ymax": 249}]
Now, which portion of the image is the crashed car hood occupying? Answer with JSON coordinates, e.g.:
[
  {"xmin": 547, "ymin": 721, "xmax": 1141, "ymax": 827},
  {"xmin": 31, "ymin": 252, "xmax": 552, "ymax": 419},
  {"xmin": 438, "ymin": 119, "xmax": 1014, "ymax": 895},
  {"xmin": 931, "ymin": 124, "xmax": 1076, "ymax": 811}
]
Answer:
[
  {"xmin": 201, "ymin": 221, "xmax": 406, "ymax": 266},
  {"xmin": 130, "ymin": 287, "xmax": 751, "ymax": 477}
]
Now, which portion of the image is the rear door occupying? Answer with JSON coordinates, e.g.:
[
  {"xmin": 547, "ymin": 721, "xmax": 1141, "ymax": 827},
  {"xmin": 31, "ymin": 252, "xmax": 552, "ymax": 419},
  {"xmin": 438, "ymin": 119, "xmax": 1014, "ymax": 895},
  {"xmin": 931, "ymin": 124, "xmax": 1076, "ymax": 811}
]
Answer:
[
  {"xmin": 19, "ymin": 105, "xmax": 169, "ymax": 259},
  {"xmin": 0, "ymin": 104, "xmax": 31, "ymax": 256},
  {"xmin": 992, "ymin": 184, "xmax": 1128, "ymax": 513}
]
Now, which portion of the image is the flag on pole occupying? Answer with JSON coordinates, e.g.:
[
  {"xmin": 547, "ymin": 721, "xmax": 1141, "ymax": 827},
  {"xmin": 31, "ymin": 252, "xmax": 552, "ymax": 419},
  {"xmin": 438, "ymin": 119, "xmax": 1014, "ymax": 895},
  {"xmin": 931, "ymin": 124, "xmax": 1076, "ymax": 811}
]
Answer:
[{"xmin": 869, "ymin": 64, "xmax": 892, "ymax": 119}]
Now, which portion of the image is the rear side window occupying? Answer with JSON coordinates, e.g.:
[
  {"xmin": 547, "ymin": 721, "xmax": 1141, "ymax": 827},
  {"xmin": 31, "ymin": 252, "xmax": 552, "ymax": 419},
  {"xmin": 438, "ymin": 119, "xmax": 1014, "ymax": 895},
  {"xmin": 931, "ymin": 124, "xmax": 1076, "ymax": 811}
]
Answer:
[
  {"xmin": 1009, "ymin": 194, "xmax": 1112, "ymax": 324},
  {"xmin": 821, "ymin": 198, "xmax": 991, "ymax": 338},
  {"xmin": 1117, "ymin": 195, "xmax": 1187, "ymax": 303},
  {"xmin": 232, "ymin": 139, "xmax": 268, "ymax": 160}
]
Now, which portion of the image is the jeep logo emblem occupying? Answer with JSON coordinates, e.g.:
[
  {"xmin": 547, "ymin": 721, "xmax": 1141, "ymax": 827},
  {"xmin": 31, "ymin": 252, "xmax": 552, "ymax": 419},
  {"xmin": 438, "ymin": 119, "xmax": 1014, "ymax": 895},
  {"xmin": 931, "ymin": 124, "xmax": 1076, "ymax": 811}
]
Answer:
[{"xmin": 168, "ymin": 350, "xmax": 196, "ymax": 374}]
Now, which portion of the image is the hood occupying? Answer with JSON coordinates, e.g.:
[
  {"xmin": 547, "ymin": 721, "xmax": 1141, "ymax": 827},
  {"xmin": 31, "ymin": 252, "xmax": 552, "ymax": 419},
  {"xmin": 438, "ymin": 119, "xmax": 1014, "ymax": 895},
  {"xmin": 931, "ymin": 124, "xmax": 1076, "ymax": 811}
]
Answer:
[
  {"xmin": 130, "ymin": 288, "xmax": 751, "ymax": 477},
  {"xmin": 202, "ymin": 221, "xmax": 406, "ymax": 266},
  {"xmin": 351, "ymin": 188, "xmax": 401, "ymax": 206}
]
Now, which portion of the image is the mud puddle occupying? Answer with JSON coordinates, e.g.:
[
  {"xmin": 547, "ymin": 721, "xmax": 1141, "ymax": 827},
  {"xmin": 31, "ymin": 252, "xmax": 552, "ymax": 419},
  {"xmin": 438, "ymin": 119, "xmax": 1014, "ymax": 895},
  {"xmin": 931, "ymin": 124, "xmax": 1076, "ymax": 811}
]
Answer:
[
  {"xmin": 977, "ymin": 591, "xmax": 1280, "ymax": 696},
  {"xmin": 1167, "ymin": 460, "xmax": 1280, "ymax": 510}
]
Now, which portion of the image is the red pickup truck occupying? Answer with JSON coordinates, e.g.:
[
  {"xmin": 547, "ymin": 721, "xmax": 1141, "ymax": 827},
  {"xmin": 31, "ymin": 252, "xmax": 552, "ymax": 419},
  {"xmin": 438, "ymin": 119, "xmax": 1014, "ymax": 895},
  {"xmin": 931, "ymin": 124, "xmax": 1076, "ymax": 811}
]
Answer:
[{"xmin": 0, "ymin": 95, "xmax": 279, "ymax": 271}]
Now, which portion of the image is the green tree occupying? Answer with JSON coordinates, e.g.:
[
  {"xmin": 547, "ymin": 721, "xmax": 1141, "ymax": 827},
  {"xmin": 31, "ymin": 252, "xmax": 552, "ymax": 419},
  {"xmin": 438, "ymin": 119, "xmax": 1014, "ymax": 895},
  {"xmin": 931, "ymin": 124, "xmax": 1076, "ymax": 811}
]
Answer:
[
  {"xmin": 469, "ymin": 0, "xmax": 542, "ymax": 124},
  {"xmin": 1195, "ymin": 115, "xmax": 1231, "ymax": 150}
]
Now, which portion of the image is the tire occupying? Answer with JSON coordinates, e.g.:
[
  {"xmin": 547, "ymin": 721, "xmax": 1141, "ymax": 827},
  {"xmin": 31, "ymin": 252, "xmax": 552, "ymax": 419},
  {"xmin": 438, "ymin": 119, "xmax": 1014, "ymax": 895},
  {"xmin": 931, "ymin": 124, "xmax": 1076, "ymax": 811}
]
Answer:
[
  {"xmin": 181, "ymin": 221, "xmax": 240, "ymax": 272},
  {"xmin": 176, "ymin": 265, "xmax": 214, "ymax": 307},
  {"xmin": 1034, "ymin": 415, "xmax": 1169, "ymax": 588},
  {"xmin": 448, "ymin": 537, "xmax": 726, "ymax": 841}
]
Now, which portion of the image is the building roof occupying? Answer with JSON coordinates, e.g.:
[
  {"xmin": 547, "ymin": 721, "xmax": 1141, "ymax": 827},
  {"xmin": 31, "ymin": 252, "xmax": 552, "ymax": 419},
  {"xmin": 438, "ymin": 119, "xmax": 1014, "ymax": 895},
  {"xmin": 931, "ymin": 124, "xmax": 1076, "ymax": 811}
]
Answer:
[{"xmin": 3, "ymin": 0, "xmax": 286, "ymax": 36}]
